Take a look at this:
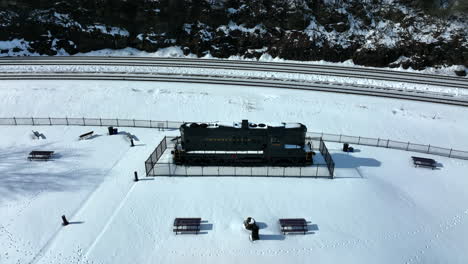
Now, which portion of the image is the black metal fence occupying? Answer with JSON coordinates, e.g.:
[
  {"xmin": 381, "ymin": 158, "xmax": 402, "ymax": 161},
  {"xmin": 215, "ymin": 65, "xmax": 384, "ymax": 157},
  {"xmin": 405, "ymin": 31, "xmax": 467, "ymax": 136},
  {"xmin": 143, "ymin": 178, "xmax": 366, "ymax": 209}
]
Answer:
[
  {"xmin": 2, "ymin": 117, "xmax": 468, "ymax": 160},
  {"xmin": 0, "ymin": 117, "xmax": 183, "ymax": 130},
  {"xmin": 144, "ymin": 136, "xmax": 333, "ymax": 178},
  {"xmin": 319, "ymin": 138, "xmax": 335, "ymax": 177},
  {"xmin": 144, "ymin": 136, "xmax": 168, "ymax": 176},
  {"xmin": 149, "ymin": 163, "xmax": 332, "ymax": 178},
  {"xmin": 308, "ymin": 132, "xmax": 468, "ymax": 160}
]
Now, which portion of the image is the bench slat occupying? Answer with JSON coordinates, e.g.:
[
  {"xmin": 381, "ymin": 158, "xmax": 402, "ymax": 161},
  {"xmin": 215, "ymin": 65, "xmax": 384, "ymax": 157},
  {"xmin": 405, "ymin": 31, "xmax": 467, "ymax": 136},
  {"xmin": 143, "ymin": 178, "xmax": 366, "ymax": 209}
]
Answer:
[
  {"xmin": 174, "ymin": 218, "xmax": 201, "ymax": 225},
  {"xmin": 174, "ymin": 222, "xmax": 200, "ymax": 226}
]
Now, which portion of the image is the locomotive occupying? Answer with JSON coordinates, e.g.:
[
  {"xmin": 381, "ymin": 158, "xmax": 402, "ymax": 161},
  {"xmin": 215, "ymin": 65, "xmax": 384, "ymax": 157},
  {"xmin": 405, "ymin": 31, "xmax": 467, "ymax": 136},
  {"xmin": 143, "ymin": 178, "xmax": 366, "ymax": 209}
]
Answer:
[{"xmin": 172, "ymin": 120, "xmax": 313, "ymax": 166}]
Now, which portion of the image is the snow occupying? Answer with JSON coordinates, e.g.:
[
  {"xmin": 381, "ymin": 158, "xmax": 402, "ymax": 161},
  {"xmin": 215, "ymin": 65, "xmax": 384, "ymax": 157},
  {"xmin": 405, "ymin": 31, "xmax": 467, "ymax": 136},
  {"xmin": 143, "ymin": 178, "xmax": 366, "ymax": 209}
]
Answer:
[
  {"xmin": 0, "ymin": 39, "xmax": 466, "ymax": 76},
  {"xmin": 227, "ymin": 8, "xmax": 238, "ymax": 14},
  {"xmin": 75, "ymin": 46, "xmax": 192, "ymax": 58},
  {"xmin": 217, "ymin": 21, "xmax": 267, "ymax": 35},
  {"xmin": 0, "ymin": 39, "xmax": 39, "ymax": 56},
  {"xmin": 0, "ymin": 125, "xmax": 163, "ymax": 264},
  {"xmin": 1, "ymin": 78, "xmax": 468, "ymax": 264},
  {"xmin": 0, "ymin": 80, "xmax": 467, "ymax": 149},
  {"xmin": 284, "ymin": 123, "xmax": 301, "ymax": 129},
  {"xmin": 1, "ymin": 62, "xmax": 466, "ymax": 97},
  {"xmin": 86, "ymin": 25, "xmax": 129, "ymax": 37},
  {"xmin": 284, "ymin": 144, "xmax": 301, "ymax": 149},
  {"xmin": 2, "ymin": 124, "xmax": 468, "ymax": 263}
]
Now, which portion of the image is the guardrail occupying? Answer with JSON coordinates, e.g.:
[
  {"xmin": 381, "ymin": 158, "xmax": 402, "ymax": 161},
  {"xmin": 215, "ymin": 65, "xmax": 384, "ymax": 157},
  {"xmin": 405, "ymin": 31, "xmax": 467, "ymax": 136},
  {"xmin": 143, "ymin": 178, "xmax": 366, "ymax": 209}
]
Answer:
[{"xmin": 1, "ymin": 117, "xmax": 467, "ymax": 160}]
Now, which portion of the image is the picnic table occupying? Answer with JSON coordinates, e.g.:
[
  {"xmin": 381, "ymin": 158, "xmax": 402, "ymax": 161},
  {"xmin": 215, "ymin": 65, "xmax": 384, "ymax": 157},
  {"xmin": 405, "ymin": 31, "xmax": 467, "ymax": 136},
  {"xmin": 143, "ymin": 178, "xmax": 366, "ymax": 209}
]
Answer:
[
  {"xmin": 28, "ymin": 151, "xmax": 54, "ymax": 161},
  {"xmin": 173, "ymin": 218, "xmax": 201, "ymax": 234},
  {"xmin": 411, "ymin": 156, "xmax": 436, "ymax": 169},
  {"xmin": 279, "ymin": 218, "xmax": 308, "ymax": 235}
]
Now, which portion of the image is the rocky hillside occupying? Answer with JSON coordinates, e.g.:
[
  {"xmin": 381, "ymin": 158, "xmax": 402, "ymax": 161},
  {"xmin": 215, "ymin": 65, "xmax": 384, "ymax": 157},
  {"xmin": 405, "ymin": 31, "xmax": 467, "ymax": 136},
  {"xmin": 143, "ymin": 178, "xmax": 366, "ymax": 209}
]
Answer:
[{"xmin": 0, "ymin": 0, "xmax": 467, "ymax": 73}]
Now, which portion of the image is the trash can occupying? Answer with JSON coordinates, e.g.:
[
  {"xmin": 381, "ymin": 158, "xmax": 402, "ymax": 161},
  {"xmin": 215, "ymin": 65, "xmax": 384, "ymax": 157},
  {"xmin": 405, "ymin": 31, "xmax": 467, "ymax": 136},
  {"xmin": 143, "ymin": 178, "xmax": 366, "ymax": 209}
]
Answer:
[{"xmin": 343, "ymin": 143, "xmax": 349, "ymax": 152}]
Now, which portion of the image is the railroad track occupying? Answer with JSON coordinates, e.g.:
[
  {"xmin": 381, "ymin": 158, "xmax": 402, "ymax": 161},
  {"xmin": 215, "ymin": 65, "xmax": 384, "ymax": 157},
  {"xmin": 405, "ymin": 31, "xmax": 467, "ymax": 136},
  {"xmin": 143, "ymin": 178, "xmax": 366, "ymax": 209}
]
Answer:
[
  {"xmin": 1, "ymin": 72, "xmax": 467, "ymax": 107},
  {"xmin": 0, "ymin": 56, "xmax": 467, "ymax": 89}
]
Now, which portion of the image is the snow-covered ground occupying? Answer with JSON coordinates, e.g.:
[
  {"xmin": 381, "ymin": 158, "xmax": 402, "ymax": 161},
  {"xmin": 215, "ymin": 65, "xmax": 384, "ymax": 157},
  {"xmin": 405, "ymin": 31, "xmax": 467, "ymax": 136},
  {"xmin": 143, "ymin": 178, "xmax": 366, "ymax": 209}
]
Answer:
[
  {"xmin": 1, "ymin": 62, "xmax": 466, "ymax": 98},
  {"xmin": 1, "ymin": 79, "xmax": 468, "ymax": 264},
  {"xmin": 1, "ymin": 125, "xmax": 468, "ymax": 264},
  {"xmin": 0, "ymin": 125, "xmax": 163, "ymax": 264},
  {"xmin": 0, "ymin": 80, "xmax": 467, "ymax": 149}
]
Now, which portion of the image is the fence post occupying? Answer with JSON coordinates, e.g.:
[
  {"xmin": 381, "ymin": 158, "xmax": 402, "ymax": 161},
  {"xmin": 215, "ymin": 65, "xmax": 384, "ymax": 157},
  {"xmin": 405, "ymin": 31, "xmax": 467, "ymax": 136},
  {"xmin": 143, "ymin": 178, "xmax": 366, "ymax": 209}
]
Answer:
[
  {"xmin": 13, "ymin": 117, "xmax": 17, "ymax": 125},
  {"xmin": 449, "ymin": 149, "xmax": 452, "ymax": 158},
  {"xmin": 133, "ymin": 119, "xmax": 136, "ymax": 127},
  {"xmin": 427, "ymin": 144, "xmax": 431, "ymax": 154},
  {"xmin": 234, "ymin": 166, "xmax": 236, "ymax": 176},
  {"xmin": 150, "ymin": 120, "xmax": 153, "ymax": 128},
  {"xmin": 66, "ymin": 117, "xmax": 69, "ymax": 126},
  {"xmin": 31, "ymin": 117, "xmax": 34, "ymax": 126},
  {"xmin": 99, "ymin": 118, "xmax": 102, "ymax": 126},
  {"xmin": 83, "ymin": 117, "xmax": 86, "ymax": 126},
  {"xmin": 185, "ymin": 166, "xmax": 188, "ymax": 176},
  {"xmin": 166, "ymin": 120, "xmax": 169, "ymax": 129},
  {"xmin": 339, "ymin": 134, "xmax": 342, "ymax": 142},
  {"xmin": 49, "ymin": 117, "xmax": 52, "ymax": 125},
  {"xmin": 406, "ymin": 142, "xmax": 410, "ymax": 151},
  {"xmin": 358, "ymin": 136, "xmax": 361, "ymax": 144},
  {"xmin": 316, "ymin": 164, "xmax": 319, "ymax": 177},
  {"xmin": 299, "ymin": 167, "xmax": 302, "ymax": 177},
  {"xmin": 116, "ymin": 118, "xmax": 119, "ymax": 126},
  {"xmin": 377, "ymin": 138, "xmax": 380, "ymax": 146},
  {"xmin": 201, "ymin": 166, "xmax": 204, "ymax": 177},
  {"xmin": 282, "ymin": 167, "xmax": 285, "ymax": 177},
  {"xmin": 386, "ymin": 139, "xmax": 390, "ymax": 148}
]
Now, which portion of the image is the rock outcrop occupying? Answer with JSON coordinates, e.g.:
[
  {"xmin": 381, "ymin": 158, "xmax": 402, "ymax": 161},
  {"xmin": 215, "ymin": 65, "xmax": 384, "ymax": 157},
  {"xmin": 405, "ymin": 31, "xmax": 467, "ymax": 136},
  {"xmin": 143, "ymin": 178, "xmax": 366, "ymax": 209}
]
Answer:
[{"xmin": 0, "ymin": 0, "xmax": 466, "ymax": 71}]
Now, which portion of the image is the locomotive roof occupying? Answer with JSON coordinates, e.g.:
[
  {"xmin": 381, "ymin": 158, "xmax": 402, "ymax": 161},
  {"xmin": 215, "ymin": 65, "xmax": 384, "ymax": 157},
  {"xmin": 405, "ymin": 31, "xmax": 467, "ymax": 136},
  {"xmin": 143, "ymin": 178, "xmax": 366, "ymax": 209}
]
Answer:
[{"xmin": 183, "ymin": 121, "xmax": 304, "ymax": 129}]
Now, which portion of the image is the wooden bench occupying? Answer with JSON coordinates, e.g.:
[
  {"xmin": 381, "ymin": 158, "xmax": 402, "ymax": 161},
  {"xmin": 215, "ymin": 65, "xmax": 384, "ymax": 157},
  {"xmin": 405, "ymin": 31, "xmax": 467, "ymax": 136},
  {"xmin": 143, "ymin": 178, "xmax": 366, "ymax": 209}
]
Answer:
[
  {"xmin": 411, "ymin": 156, "xmax": 436, "ymax": 169},
  {"xmin": 28, "ymin": 151, "xmax": 54, "ymax": 161},
  {"xmin": 279, "ymin": 218, "xmax": 308, "ymax": 235},
  {"xmin": 79, "ymin": 131, "xmax": 94, "ymax": 140},
  {"xmin": 173, "ymin": 218, "xmax": 202, "ymax": 234}
]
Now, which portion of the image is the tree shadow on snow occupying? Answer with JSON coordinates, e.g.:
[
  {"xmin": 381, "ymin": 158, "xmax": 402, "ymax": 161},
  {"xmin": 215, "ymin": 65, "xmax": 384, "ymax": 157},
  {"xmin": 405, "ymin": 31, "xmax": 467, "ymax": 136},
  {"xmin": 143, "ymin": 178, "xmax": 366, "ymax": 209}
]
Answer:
[{"xmin": 0, "ymin": 144, "xmax": 106, "ymax": 201}]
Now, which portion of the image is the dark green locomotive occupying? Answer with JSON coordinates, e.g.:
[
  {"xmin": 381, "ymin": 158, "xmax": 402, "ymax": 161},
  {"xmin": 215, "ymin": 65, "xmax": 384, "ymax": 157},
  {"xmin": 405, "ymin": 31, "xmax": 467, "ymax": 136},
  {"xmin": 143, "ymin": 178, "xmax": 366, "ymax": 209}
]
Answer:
[{"xmin": 172, "ymin": 120, "xmax": 313, "ymax": 166}]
